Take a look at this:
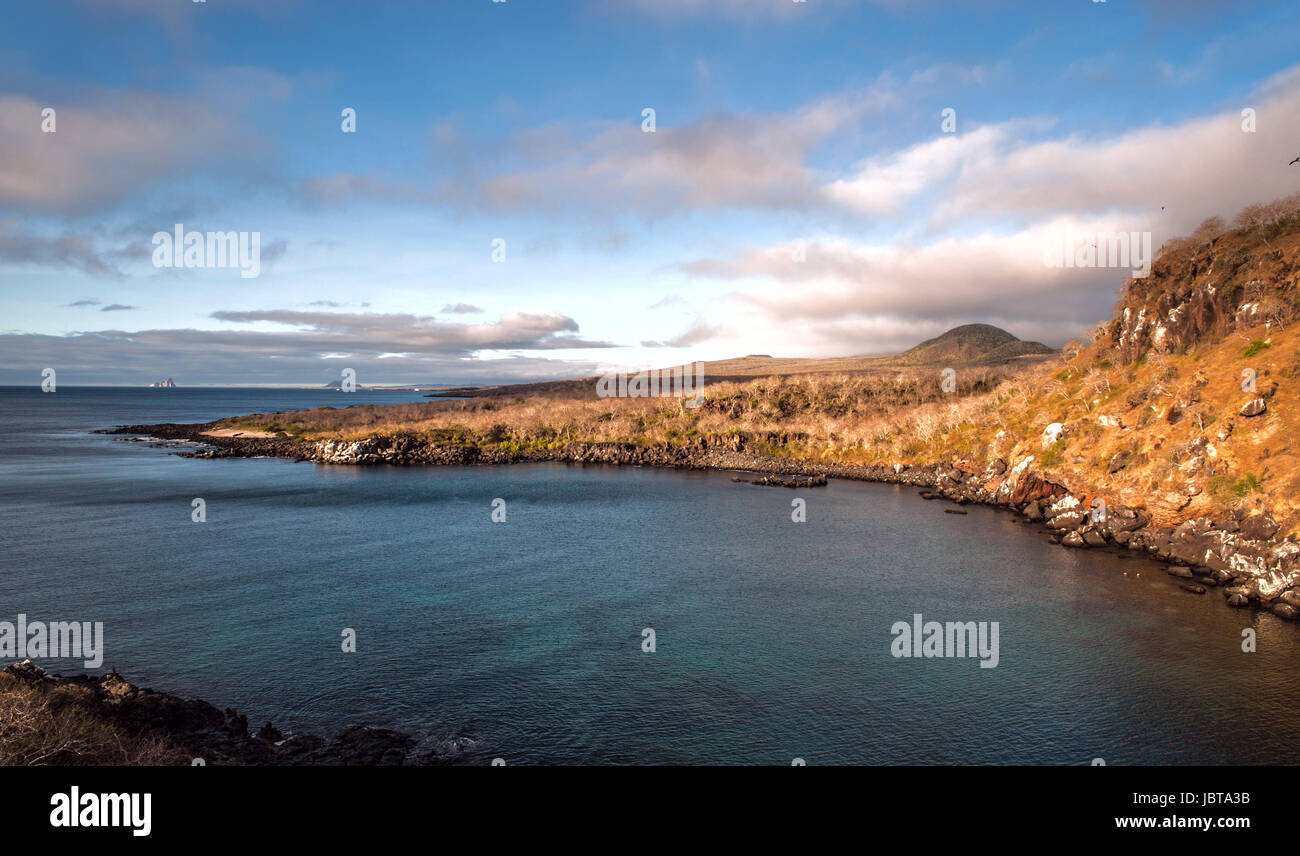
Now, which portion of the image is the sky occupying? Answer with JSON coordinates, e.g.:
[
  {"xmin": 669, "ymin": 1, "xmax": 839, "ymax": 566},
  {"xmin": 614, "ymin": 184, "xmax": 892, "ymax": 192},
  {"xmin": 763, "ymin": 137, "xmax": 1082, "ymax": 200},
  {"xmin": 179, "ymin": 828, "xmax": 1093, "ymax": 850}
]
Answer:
[{"xmin": 2, "ymin": 0, "xmax": 1299, "ymax": 386}]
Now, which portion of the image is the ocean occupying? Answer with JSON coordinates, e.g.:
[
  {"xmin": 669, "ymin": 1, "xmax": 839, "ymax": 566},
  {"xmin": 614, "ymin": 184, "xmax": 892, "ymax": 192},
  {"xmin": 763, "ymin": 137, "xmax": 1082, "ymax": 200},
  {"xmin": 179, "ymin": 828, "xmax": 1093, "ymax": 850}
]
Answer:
[{"xmin": 1, "ymin": 386, "xmax": 1297, "ymax": 764}]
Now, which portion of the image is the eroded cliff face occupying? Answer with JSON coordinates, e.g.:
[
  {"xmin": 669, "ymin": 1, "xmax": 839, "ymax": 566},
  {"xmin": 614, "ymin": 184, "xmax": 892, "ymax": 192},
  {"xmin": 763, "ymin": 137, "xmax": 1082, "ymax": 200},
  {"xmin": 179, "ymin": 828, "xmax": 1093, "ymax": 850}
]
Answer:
[
  {"xmin": 951, "ymin": 216, "xmax": 1300, "ymax": 615},
  {"xmin": 1107, "ymin": 222, "xmax": 1298, "ymax": 362}
]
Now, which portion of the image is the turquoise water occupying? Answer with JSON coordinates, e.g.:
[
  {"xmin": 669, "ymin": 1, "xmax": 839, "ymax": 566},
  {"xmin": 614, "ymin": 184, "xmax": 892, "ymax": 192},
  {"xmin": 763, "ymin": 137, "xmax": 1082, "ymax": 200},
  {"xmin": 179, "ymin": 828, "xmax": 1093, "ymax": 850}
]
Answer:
[{"xmin": 1, "ymin": 386, "xmax": 1297, "ymax": 765}]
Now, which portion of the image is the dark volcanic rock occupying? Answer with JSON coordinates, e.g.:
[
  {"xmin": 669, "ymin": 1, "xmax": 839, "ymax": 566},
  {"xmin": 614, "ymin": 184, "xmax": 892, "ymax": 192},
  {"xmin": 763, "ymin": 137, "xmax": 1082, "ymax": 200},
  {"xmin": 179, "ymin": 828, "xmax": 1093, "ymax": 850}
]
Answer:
[
  {"xmin": 1106, "ymin": 505, "xmax": 1148, "ymax": 534},
  {"xmin": 1272, "ymin": 603, "xmax": 1298, "ymax": 621},
  {"xmin": 1081, "ymin": 527, "xmax": 1108, "ymax": 547},
  {"xmin": 747, "ymin": 473, "xmax": 827, "ymax": 488},
  {"xmin": 1240, "ymin": 512, "xmax": 1279, "ymax": 541},
  {"xmin": 0, "ymin": 663, "xmax": 463, "ymax": 766}
]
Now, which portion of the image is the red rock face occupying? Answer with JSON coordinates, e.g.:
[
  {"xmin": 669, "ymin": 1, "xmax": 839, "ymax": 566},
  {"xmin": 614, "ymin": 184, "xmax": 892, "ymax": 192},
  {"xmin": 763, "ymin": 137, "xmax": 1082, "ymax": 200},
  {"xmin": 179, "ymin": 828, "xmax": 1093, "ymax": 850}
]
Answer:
[{"xmin": 1009, "ymin": 471, "xmax": 1068, "ymax": 507}]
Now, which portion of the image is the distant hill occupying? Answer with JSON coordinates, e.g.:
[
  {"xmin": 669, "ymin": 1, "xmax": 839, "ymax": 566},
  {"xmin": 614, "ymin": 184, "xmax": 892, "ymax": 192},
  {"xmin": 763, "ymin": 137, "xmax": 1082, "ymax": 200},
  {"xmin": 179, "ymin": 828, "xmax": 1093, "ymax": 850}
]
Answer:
[
  {"xmin": 693, "ymin": 324, "xmax": 1055, "ymax": 378},
  {"xmin": 894, "ymin": 324, "xmax": 1056, "ymax": 365},
  {"xmin": 425, "ymin": 324, "xmax": 1056, "ymax": 399}
]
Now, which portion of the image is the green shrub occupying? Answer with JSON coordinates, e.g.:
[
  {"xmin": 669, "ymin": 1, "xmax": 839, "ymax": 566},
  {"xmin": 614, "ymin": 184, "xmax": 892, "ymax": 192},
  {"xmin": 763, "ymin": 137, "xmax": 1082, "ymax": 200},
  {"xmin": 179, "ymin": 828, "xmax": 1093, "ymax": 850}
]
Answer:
[
  {"xmin": 1242, "ymin": 340, "xmax": 1270, "ymax": 358},
  {"xmin": 1040, "ymin": 438, "xmax": 1066, "ymax": 468},
  {"xmin": 1233, "ymin": 473, "xmax": 1263, "ymax": 497}
]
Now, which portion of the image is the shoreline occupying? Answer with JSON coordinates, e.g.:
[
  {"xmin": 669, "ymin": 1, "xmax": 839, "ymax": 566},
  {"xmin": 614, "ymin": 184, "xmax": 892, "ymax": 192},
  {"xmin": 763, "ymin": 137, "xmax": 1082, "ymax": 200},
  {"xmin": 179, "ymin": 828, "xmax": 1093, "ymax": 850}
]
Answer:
[
  {"xmin": 106, "ymin": 420, "xmax": 1300, "ymax": 624},
  {"xmin": 0, "ymin": 660, "xmax": 474, "ymax": 766}
]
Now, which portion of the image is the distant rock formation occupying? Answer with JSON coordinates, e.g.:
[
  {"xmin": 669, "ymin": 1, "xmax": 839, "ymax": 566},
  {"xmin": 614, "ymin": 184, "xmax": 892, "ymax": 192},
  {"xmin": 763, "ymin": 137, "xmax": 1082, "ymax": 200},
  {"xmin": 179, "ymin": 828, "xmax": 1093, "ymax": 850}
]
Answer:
[
  {"xmin": 149, "ymin": 378, "xmax": 176, "ymax": 388},
  {"xmin": 896, "ymin": 323, "xmax": 1056, "ymax": 365}
]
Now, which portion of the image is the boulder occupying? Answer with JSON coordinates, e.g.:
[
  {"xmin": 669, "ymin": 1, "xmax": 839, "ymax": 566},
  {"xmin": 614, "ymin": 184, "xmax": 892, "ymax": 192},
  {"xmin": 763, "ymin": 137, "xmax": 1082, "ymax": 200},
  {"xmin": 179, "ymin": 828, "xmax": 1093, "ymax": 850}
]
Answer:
[
  {"xmin": 1240, "ymin": 512, "xmax": 1279, "ymax": 541},
  {"xmin": 1049, "ymin": 511, "xmax": 1087, "ymax": 530},
  {"xmin": 1240, "ymin": 398, "xmax": 1267, "ymax": 417},
  {"xmin": 256, "ymin": 722, "xmax": 283, "ymax": 742},
  {"xmin": 1041, "ymin": 422, "xmax": 1064, "ymax": 448},
  {"xmin": 1167, "ymin": 518, "xmax": 1220, "ymax": 566},
  {"xmin": 1105, "ymin": 505, "xmax": 1147, "ymax": 534},
  {"xmin": 1081, "ymin": 527, "xmax": 1108, "ymax": 547}
]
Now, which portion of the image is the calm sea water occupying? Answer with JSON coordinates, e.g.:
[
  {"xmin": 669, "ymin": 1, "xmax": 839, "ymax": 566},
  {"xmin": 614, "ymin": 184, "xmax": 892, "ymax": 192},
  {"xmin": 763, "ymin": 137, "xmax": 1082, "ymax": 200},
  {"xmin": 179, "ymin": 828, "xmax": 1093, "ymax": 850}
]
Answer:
[{"xmin": 1, "ymin": 386, "xmax": 1297, "ymax": 765}]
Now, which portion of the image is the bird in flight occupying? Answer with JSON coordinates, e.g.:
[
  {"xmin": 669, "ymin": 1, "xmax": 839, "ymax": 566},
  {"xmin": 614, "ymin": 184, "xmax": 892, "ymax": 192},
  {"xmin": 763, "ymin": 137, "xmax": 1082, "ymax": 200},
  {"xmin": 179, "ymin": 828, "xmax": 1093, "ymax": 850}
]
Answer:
[{"xmin": 1291, "ymin": 156, "xmax": 1300, "ymax": 165}]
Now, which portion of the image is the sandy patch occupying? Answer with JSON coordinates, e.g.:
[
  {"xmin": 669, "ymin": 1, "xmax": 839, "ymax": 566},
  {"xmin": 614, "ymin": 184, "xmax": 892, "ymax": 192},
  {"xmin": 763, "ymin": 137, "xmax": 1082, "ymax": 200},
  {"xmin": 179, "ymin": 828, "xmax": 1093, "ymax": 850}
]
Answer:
[{"xmin": 202, "ymin": 428, "xmax": 278, "ymax": 439}]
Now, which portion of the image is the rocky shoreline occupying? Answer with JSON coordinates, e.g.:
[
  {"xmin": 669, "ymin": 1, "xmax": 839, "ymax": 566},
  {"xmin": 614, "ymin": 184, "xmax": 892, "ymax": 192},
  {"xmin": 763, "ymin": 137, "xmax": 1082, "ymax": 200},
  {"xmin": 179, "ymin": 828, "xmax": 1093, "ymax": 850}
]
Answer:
[
  {"xmin": 107, "ymin": 422, "xmax": 1300, "ymax": 622},
  {"xmin": 0, "ymin": 660, "xmax": 478, "ymax": 765}
]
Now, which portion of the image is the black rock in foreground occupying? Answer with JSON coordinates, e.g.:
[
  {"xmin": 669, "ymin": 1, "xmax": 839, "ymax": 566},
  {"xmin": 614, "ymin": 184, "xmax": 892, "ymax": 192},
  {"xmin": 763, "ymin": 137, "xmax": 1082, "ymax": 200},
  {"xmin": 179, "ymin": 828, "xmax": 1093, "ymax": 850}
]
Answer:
[{"xmin": 0, "ymin": 661, "xmax": 472, "ymax": 766}]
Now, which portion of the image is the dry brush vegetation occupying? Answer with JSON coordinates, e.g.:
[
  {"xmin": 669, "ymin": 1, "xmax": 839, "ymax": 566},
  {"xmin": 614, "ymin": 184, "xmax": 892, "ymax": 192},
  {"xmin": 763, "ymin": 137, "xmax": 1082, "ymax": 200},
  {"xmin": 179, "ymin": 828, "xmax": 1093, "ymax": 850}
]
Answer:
[{"xmin": 0, "ymin": 673, "xmax": 179, "ymax": 766}]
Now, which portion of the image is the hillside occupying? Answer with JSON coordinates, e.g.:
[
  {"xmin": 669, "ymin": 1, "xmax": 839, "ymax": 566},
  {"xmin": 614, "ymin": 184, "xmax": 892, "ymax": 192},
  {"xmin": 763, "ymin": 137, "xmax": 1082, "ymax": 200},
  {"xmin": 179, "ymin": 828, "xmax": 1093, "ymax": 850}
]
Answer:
[{"xmin": 895, "ymin": 323, "xmax": 1055, "ymax": 365}]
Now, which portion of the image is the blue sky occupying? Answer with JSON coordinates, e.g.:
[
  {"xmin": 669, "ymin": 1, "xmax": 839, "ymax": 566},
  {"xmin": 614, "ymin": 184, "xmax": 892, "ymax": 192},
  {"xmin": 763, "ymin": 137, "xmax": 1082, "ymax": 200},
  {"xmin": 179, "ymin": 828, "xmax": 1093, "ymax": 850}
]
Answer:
[{"xmin": 2, "ymin": 0, "xmax": 1299, "ymax": 385}]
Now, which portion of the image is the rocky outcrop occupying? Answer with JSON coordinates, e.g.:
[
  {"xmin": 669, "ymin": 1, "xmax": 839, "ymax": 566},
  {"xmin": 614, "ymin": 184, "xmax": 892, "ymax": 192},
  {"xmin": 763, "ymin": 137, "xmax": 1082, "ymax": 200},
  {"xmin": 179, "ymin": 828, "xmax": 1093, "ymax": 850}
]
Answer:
[
  {"xmin": 1106, "ymin": 222, "xmax": 1298, "ymax": 365},
  {"xmin": 1240, "ymin": 398, "xmax": 1267, "ymax": 418},
  {"xmin": 736, "ymin": 474, "xmax": 828, "ymax": 488},
  {"xmin": 104, "ymin": 423, "xmax": 309, "ymax": 460},
  {"xmin": 0, "ymin": 661, "xmax": 478, "ymax": 766}
]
